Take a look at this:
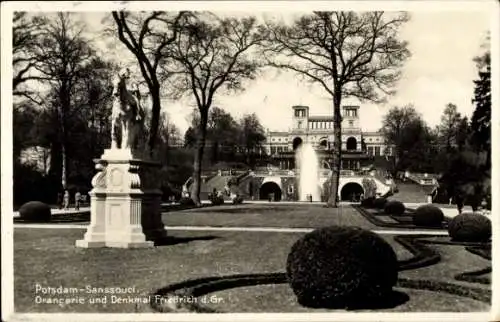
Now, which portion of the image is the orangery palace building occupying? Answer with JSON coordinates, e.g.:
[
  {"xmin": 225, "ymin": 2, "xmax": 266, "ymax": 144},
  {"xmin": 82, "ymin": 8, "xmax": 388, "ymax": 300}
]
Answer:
[{"xmin": 263, "ymin": 105, "xmax": 393, "ymax": 171}]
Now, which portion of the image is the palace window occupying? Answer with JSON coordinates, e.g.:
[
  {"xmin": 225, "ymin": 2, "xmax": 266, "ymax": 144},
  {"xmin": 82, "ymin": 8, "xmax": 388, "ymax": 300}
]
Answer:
[
  {"xmin": 374, "ymin": 146, "xmax": 381, "ymax": 156},
  {"xmin": 349, "ymin": 120, "xmax": 354, "ymax": 127},
  {"xmin": 345, "ymin": 109, "xmax": 358, "ymax": 117}
]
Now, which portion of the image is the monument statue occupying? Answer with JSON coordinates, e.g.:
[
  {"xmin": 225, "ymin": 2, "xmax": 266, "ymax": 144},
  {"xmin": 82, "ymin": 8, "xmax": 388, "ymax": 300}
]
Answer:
[
  {"xmin": 111, "ymin": 68, "xmax": 145, "ymax": 150},
  {"xmin": 76, "ymin": 68, "xmax": 164, "ymax": 249}
]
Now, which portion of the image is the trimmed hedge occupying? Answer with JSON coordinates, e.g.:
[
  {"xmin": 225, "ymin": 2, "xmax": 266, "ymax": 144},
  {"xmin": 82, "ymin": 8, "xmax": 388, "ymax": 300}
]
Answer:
[
  {"xmin": 18, "ymin": 201, "xmax": 51, "ymax": 222},
  {"xmin": 208, "ymin": 193, "xmax": 224, "ymax": 206},
  {"xmin": 179, "ymin": 197, "xmax": 195, "ymax": 206},
  {"xmin": 384, "ymin": 200, "xmax": 405, "ymax": 216},
  {"xmin": 286, "ymin": 226, "xmax": 398, "ymax": 309},
  {"xmin": 361, "ymin": 197, "xmax": 375, "ymax": 208},
  {"xmin": 373, "ymin": 197, "xmax": 388, "ymax": 209},
  {"xmin": 413, "ymin": 204, "xmax": 444, "ymax": 227},
  {"xmin": 448, "ymin": 212, "xmax": 491, "ymax": 242}
]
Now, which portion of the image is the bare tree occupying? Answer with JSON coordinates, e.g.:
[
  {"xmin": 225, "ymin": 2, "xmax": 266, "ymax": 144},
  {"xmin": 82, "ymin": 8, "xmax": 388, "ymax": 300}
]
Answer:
[
  {"xmin": 167, "ymin": 12, "xmax": 266, "ymax": 206},
  {"xmin": 110, "ymin": 11, "xmax": 187, "ymax": 154},
  {"xmin": 30, "ymin": 13, "xmax": 94, "ymax": 189},
  {"xmin": 263, "ymin": 11, "xmax": 410, "ymax": 207},
  {"xmin": 12, "ymin": 12, "xmax": 47, "ymax": 102}
]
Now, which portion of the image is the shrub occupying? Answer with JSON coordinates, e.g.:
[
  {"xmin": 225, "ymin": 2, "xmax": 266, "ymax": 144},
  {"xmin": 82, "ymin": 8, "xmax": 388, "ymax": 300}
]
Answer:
[
  {"xmin": 413, "ymin": 204, "xmax": 444, "ymax": 227},
  {"xmin": 179, "ymin": 197, "xmax": 195, "ymax": 206},
  {"xmin": 373, "ymin": 197, "xmax": 387, "ymax": 209},
  {"xmin": 360, "ymin": 197, "xmax": 375, "ymax": 208},
  {"xmin": 18, "ymin": 201, "xmax": 51, "ymax": 222},
  {"xmin": 384, "ymin": 200, "xmax": 405, "ymax": 216},
  {"xmin": 208, "ymin": 193, "xmax": 224, "ymax": 205},
  {"xmin": 448, "ymin": 212, "xmax": 491, "ymax": 242},
  {"xmin": 362, "ymin": 178, "xmax": 377, "ymax": 199},
  {"xmin": 232, "ymin": 195, "xmax": 244, "ymax": 205},
  {"xmin": 286, "ymin": 226, "xmax": 398, "ymax": 309}
]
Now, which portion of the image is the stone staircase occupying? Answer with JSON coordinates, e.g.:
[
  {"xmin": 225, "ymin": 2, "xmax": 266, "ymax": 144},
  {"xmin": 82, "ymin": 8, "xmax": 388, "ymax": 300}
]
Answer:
[{"xmin": 390, "ymin": 179, "xmax": 430, "ymax": 203}]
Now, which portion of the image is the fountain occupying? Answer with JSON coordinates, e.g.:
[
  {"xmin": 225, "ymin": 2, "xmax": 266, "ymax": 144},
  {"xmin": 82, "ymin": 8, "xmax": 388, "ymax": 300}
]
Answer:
[{"xmin": 295, "ymin": 143, "xmax": 321, "ymax": 201}]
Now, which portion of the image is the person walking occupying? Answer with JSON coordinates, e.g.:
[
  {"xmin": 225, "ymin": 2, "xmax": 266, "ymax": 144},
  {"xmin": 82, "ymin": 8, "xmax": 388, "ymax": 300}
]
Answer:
[
  {"xmin": 74, "ymin": 190, "xmax": 81, "ymax": 210},
  {"xmin": 63, "ymin": 190, "xmax": 70, "ymax": 210},
  {"xmin": 57, "ymin": 191, "xmax": 63, "ymax": 209},
  {"xmin": 455, "ymin": 193, "xmax": 464, "ymax": 214}
]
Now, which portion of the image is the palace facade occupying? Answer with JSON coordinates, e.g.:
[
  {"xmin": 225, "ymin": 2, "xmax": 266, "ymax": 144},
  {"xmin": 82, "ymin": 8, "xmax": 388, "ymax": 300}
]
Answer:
[{"xmin": 263, "ymin": 105, "xmax": 392, "ymax": 171}]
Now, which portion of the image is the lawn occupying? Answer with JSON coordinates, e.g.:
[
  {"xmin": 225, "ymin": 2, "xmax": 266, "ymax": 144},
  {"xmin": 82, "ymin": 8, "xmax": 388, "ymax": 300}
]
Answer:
[
  {"xmin": 163, "ymin": 203, "xmax": 381, "ymax": 230},
  {"xmin": 13, "ymin": 220, "xmax": 491, "ymax": 313}
]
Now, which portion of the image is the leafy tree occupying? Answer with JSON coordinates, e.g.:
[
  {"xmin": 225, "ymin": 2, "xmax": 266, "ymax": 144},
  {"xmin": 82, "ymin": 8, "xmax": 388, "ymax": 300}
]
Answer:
[
  {"xmin": 110, "ymin": 11, "xmax": 188, "ymax": 154},
  {"xmin": 402, "ymin": 123, "xmax": 437, "ymax": 173},
  {"xmin": 263, "ymin": 11, "xmax": 410, "ymax": 207},
  {"xmin": 238, "ymin": 113, "xmax": 266, "ymax": 166},
  {"xmin": 13, "ymin": 101, "xmax": 40, "ymax": 158},
  {"xmin": 465, "ymin": 40, "xmax": 491, "ymax": 209},
  {"xmin": 167, "ymin": 12, "xmax": 266, "ymax": 206},
  {"xmin": 469, "ymin": 50, "xmax": 491, "ymax": 157},
  {"xmin": 438, "ymin": 39, "xmax": 491, "ymax": 211},
  {"xmin": 438, "ymin": 103, "xmax": 464, "ymax": 152},
  {"xmin": 381, "ymin": 104, "xmax": 426, "ymax": 175},
  {"xmin": 438, "ymin": 148, "xmax": 488, "ymax": 211},
  {"xmin": 207, "ymin": 107, "xmax": 239, "ymax": 163}
]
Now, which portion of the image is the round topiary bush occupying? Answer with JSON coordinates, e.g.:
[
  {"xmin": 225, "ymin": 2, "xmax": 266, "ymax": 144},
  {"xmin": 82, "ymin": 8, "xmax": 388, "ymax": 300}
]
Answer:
[
  {"xmin": 384, "ymin": 200, "xmax": 405, "ymax": 216},
  {"xmin": 286, "ymin": 226, "xmax": 398, "ymax": 309},
  {"xmin": 413, "ymin": 204, "xmax": 444, "ymax": 227},
  {"xmin": 373, "ymin": 197, "xmax": 387, "ymax": 209},
  {"xmin": 448, "ymin": 212, "xmax": 491, "ymax": 242},
  {"xmin": 18, "ymin": 201, "xmax": 51, "ymax": 222}
]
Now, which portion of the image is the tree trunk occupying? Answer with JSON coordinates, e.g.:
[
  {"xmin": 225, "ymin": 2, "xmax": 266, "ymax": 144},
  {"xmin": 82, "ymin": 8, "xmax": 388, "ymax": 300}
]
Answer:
[
  {"xmin": 190, "ymin": 110, "xmax": 208, "ymax": 206},
  {"xmin": 60, "ymin": 86, "xmax": 70, "ymax": 190},
  {"xmin": 326, "ymin": 97, "xmax": 342, "ymax": 207},
  {"xmin": 148, "ymin": 85, "xmax": 161, "ymax": 156},
  {"xmin": 61, "ymin": 144, "xmax": 67, "ymax": 189}
]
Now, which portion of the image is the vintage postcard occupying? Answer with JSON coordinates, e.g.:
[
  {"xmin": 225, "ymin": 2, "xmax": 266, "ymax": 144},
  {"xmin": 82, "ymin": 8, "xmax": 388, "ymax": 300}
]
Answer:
[{"xmin": 2, "ymin": 1, "xmax": 499, "ymax": 321}]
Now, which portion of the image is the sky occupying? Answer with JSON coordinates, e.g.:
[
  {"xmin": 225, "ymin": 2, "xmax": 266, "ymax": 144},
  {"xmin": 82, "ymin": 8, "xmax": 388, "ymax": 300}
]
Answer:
[{"xmin": 36, "ymin": 6, "xmax": 494, "ymax": 135}]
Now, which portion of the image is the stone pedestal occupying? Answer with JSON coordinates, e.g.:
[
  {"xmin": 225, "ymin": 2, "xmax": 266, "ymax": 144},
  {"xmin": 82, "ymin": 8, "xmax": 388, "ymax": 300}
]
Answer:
[{"xmin": 76, "ymin": 148, "xmax": 165, "ymax": 248}]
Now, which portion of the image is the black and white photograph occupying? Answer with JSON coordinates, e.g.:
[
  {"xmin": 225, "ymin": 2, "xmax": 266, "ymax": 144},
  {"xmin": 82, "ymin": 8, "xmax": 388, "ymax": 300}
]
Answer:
[{"xmin": 1, "ymin": 1, "xmax": 498, "ymax": 321}]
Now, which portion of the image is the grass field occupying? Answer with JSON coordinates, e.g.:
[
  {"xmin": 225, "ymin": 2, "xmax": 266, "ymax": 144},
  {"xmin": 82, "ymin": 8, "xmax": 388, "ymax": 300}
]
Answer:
[{"xmin": 13, "ymin": 204, "xmax": 491, "ymax": 313}]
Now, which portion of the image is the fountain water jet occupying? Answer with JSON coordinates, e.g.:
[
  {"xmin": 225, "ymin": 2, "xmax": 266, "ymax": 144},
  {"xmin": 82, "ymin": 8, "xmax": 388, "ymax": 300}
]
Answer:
[{"xmin": 295, "ymin": 143, "xmax": 321, "ymax": 201}]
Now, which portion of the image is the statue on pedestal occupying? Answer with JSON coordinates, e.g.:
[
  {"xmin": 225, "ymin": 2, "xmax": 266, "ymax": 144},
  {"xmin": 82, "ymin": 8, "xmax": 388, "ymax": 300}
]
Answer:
[
  {"xmin": 111, "ymin": 68, "xmax": 145, "ymax": 150},
  {"xmin": 75, "ymin": 69, "xmax": 165, "ymax": 249}
]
